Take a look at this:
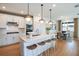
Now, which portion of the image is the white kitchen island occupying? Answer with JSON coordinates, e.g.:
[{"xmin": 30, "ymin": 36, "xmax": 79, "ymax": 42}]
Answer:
[{"xmin": 20, "ymin": 34, "xmax": 56, "ymax": 56}]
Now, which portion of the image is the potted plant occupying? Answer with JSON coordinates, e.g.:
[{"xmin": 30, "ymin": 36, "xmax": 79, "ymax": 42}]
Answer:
[{"xmin": 46, "ymin": 27, "xmax": 51, "ymax": 34}]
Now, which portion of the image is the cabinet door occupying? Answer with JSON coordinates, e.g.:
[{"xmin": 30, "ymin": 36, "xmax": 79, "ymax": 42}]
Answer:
[
  {"xmin": 8, "ymin": 37, "xmax": 13, "ymax": 44},
  {"xmin": 7, "ymin": 15, "xmax": 18, "ymax": 22},
  {"xmin": 12, "ymin": 36, "xmax": 16, "ymax": 43},
  {"xmin": 4, "ymin": 38, "xmax": 8, "ymax": 45},
  {"xmin": 1, "ymin": 37, "xmax": 8, "ymax": 46},
  {"xmin": 13, "ymin": 34, "xmax": 19, "ymax": 43},
  {"xmin": 6, "ymin": 35, "xmax": 12, "ymax": 45},
  {"xmin": 0, "ymin": 14, "xmax": 7, "ymax": 28},
  {"xmin": 0, "ymin": 35, "xmax": 7, "ymax": 46},
  {"xmin": 18, "ymin": 17, "xmax": 25, "ymax": 28},
  {"xmin": 12, "ymin": 16, "xmax": 19, "ymax": 23},
  {"xmin": 0, "ymin": 39, "xmax": 3, "ymax": 46},
  {"xmin": 16, "ymin": 35, "xmax": 19, "ymax": 42},
  {"xmin": 7, "ymin": 15, "xmax": 13, "ymax": 22}
]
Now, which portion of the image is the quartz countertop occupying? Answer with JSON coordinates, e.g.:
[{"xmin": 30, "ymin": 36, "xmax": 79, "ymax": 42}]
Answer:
[{"xmin": 19, "ymin": 34, "xmax": 56, "ymax": 46}]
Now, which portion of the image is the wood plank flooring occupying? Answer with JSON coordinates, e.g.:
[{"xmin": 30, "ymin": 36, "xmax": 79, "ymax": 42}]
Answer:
[
  {"xmin": 0, "ymin": 39, "xmax": 79, "ymax": 56},
  {"xmin": 42, "ymin": 39, "xmax": 79, "ymax": 56},
  {"xmin": 0, "ymin": 43, "xmax": 20, "ymax": 56}
]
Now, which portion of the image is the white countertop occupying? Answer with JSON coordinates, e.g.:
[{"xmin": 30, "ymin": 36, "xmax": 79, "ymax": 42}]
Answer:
[
  {"xmin": 20, "ymin": 34, "xmax": 55, "ymax": 41},
  {"xmin": 19, "ymin": 34, "xmax": 56, "ymax": 46}
]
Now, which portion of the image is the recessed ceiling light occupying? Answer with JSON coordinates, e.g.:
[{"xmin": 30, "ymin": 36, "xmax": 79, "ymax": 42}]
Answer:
[
  {"xmin": 52, "ymin": 4, "xmax": 56, "ymax": 7},
  {"xmin": 2, "ymin": 6, "xmax": 6, "ymax": 9}
]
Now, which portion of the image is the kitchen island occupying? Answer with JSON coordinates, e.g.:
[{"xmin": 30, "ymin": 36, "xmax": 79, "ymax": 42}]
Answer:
[{"xmin": 19, "ymin": 34, "xmax": 56, "ymax": 56}]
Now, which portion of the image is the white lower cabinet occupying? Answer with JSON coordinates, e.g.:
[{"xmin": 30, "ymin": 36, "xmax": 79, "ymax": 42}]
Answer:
[
  {"xmin": 6, "ymin": 34, "xmax": 19, "ymax": 44},
  {"xmin": 13, "ymin": 34, "xmax": 19, "ymax": 43},
  {"xmin": 7, "ymin": 36, "xmax": 14, "ymax": 45},
  {"xmin": 0, "ymin": 34, "xmax": 20, "ymax": 46},
  {"xmin": 0, "ymin": 37, "xmax": 7, "ymax": 46},
  {"xmin": 0, "ymin": 13, "xmax": 23, "ymax": 46},
  {"xmin": 12, "ymin": 36, "xmax": 18, "ymax": 43},
  {"xmin": 0, "ymin": 39, "xmax": 4, "ymax": 46}
]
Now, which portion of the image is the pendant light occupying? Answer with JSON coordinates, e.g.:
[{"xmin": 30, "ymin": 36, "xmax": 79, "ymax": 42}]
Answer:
[
  {"xmin": 39, "ymin": 4, "xmax": 44, "ymax": 23},
  {"xmin": 25, "ymin": 3, "xmax": 33, "ymax": 21},
  {"xmin": 49, "ymin": 9, "xmax": 53, "ymax": 25}
]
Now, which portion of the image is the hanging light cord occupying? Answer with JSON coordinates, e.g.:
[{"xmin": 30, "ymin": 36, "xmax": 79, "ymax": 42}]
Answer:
[
  {"xmin": 50, "ymin": 9, "xmax": 52, "ymax": 21},
  {"xmin": 27, "ymin": 3, "xmax": 29, "ymax": 15},
  {"xmin": 41, "ymin": 4, "xmax": 43, "ymax": 20}
]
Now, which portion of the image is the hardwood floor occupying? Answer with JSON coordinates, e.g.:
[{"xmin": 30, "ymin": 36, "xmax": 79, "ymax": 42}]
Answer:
[
  {"xmin": 0, "ymin": 39, "xmax": 79, "ymax": 56},
  {"xmin": 0, "ymin": 43, "xmax": 20, "ymax": 56},
  {"xmin": 42, "ymin": 39, "xmax": 79, "ymax": 56}
]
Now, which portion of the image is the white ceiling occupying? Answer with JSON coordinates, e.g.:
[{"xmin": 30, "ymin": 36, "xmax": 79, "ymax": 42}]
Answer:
[{"xmin": 0, "ymin": 3, "xmax": 79, "ymax": 20}]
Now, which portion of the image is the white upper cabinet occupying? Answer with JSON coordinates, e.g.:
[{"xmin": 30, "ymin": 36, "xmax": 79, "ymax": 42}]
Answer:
[
  {"xmin": 0, "ymin": 14, "xmax": 7, "ymax": 28},
  {"xmin": 18, "ymin": 17, "xmax": 25, "ymax": 28},
  {"xmin": 12, "ymin": 16, "xmax": 19, "ymax": 23},
  {"xmin": 7, "ymin": 15, "xmax": 19, "ymax": 22},
  {"xmin": 7, "ymin": 15, "xmax": 25, "ymax": 28},
  {"xmin": 7, "ymin": 15, "xmax": 13, "ymax": 22},
  {"xmin": 0, "ymin": 13, "xmax": 25, "ymax": 28}
]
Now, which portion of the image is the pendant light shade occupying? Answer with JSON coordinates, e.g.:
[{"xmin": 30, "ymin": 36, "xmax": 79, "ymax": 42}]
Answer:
[
  {"xmin": 49, "ymin": 21, "xmax": 52, "ymax": 24},
  {"xmin": 39, "ymin": 19, "xmax": 44, "ymax": 23},
  {"xmin": 49, "ymin": 9, "xmax": 53, "ymax": 25},
  {"xmin": 25, "ymin": 3, "xmax": 33, "ymax": 21},
  {"xmin": 25, "ymin": 15, "xmax": 33, "ymax": 21},
  {"xmin": 39, "ymin": 4, "xmax": 44, "ymax": 23}
]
